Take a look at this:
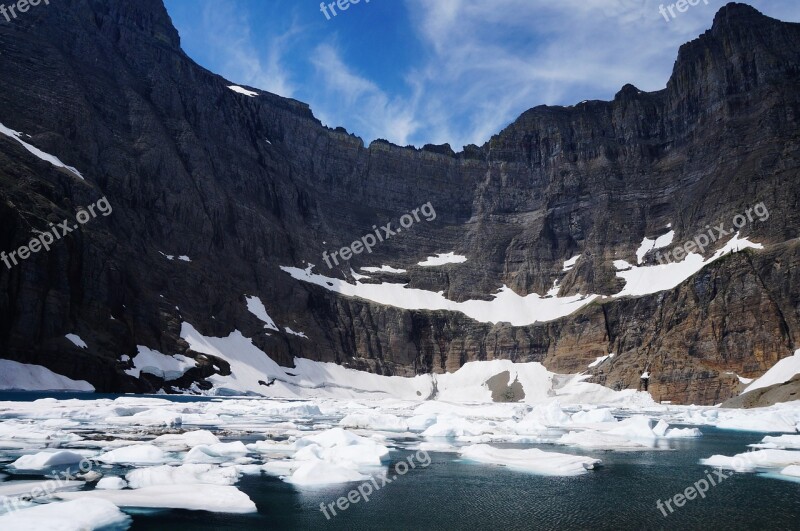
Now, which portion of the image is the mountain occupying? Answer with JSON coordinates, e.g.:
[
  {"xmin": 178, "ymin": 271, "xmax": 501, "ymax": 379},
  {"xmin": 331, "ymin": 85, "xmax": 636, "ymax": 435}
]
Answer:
[{"xmin": 0, "ymin": 1, "xmax": 798, "ymax": 404}]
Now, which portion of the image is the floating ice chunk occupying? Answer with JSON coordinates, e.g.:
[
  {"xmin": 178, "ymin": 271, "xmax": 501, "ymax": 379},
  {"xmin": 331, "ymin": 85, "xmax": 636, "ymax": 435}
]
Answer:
[
  {"xmin": 527, "ymin": 402, "xmax": 572, "ymax": 427},
  {"xmin": 95, "ymin": 477, "xmax": 127, "ymax": 490},
  {"xmin": 406, "ymin": 414, "xmax": 438, "ymax": 432},
  {"xmin": 246, "ymin": 440, "xmax": 296, "ymax": 456},
  {"xmin": 607, "ymin": 416, "xmax": 658, "ymax": 439},
  {"xmin": 125, "ymin": 464, "xmax": 239, "ymax": 488},
  {"xmin": 228, "ymin": 85, "xmax": 258, "ymax": 97},
  {"xmin": 285, "ymin": 458, "xmax": 370, "ymax": 486},
  {"xmin": 184, "ymin": 442, "xmax": 248, "ymax": 463},
  {"xmin": 97, "ymin": 444, "xmax": 167, "ymax": 465},
  {"xmin": 0, "ymin": 121, "xmax": 84, "ymax": 179},
  {"xmin": 10, "ymin": 451, "xmax": 86, "ymax": 470},
  {"xmin": 417, "ymin": 252, "xmax": 467, "ymax": 267},
  {"xmin": 653, "ymin": 419, "xmax": 669, "ymax": 437},
  {"xmin": 58, "ymin": 484, "xmax": 257, "ymax": 513},
  {"xmin": 664, "ymin": 427, "xmax": 703, "ymax": 438},
  {"xmin": 0, "ymin": 479, "xmax": 84, "ymax": 499},
  {"xmin": 0, "ymin": 360, "xmax": 94, "ymax": 392},
  {"xmin": 700, "ymin": 449, "xmax": 800, "ymax": 472},
  {"xmin": 460, "ymin": 444, "xmax": 601, "ymax": 476},
  {"xmin": 571, "ymin": 408, "xmax": 617, "ymax": 424},
  {"xmin": 151, "ymin": 430, "xmax": 219, "ymax": 451},
  {"xmin": 780, "ymin": 465, "xmax": 800, "ymax": 478},
  {"xmin": 422, "ymin": 415, "xmax": 492, "ymax": 438},
  {"xmin": 65, "ymin": 334, "xmax": 87, "ymax": 349},
  {"xmin": 295, "ymin": 428, "xmax": 389, "ymax": 466},
  {"xmin": 297, "ymin": 427, "xmax": 370, "ymax": 449},
  {"xmin": 0, "ymin": 421, "xmax": 82, "ymax": 444},
  {"xmin": 106, "ymin": 408, "xmax": 182, "ymax": 427},
  {"xmin": 152, "ymin": 430, "xmax": 221, "ymax": 450},
  {"xmin": 417, "ymin": 442, "xmax": 459, "ymax": 453},
  {"xmin": 557, "ymin": 430, "xmax": 651, "ymax": 450},
  {"xmin": 261, "ymin": 460, "xmax": 298, "ymax": 477},
  {"xmin": 339, "ymin": 412, "xmax": 409, "ymax": 432},
  {"xmin": 716, "ymin": 411, "xmax": 798, "ymax": 433},
  {"xmin": 0, "ymin": 498, "xmax": 129, "ymax": 530},
  {"xmin": 759, "ymin": 434, "xmax": 800, "ymax": 449}
]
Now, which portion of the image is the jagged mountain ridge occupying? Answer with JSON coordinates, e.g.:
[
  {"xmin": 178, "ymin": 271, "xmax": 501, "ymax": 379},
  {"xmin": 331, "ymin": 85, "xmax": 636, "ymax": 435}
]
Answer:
[{"xmin": 0, "ymin": 1, "xmax": 798, "ymax": 404}]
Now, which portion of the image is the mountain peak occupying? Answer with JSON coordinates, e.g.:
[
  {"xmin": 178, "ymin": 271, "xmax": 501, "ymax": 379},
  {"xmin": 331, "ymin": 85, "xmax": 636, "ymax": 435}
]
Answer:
[{"xmin": 711, "ymin": 2, "xmax": 767, "ymax": 28}]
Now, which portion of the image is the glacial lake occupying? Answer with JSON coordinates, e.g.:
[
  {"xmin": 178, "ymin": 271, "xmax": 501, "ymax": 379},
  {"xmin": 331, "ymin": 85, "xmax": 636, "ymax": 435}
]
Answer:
[{"xmin": 0, "ymin": 393, "xmax": 797, "ymax": 530}]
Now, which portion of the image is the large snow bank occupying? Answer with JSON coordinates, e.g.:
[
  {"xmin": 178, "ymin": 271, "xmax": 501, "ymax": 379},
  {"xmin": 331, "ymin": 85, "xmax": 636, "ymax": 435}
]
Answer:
[{"xmin": 0, "ymin": 360, "xmax": 93, "ymax": 392}]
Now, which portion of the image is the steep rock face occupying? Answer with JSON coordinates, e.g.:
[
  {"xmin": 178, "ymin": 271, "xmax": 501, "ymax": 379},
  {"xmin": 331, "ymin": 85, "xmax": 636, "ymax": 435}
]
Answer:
[{"xmin": 0, "ymin": 1, "xmax": 798, "ymax": 403}]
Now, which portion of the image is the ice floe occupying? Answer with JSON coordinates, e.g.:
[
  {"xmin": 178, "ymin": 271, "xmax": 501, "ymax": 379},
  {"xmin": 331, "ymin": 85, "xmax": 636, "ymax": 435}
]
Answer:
[
  {"xmin": 95, "ymin": 477, "xmax": 127, "ymax": 490},
  {"xmin": 0, "ymin": 498, "xmax": 130, "ymax": 530},
  {"xmin": 184, "ymin": 442, "xmax": 248, "ymax": 464},
  {"xmin": 10, "ymin": 451, "xmax": 87, "ymax": 471},
  {"xmin": 700, "ymin": 449, "xmax": 800, "ymax": 472},
  {"xmin": 97, "ymin": 444, "xmax": 168, "ymax": 465},
  {"xmin": 460, "ymin": 444, "xmax": 601, "ymax": 475},
  {"xmin": 125, "ymin": 464, "xmax": 239, "ymax": 488},
  {"xmin": 58, "ymin": 484, "xmax": 257, "ymax": 513}
]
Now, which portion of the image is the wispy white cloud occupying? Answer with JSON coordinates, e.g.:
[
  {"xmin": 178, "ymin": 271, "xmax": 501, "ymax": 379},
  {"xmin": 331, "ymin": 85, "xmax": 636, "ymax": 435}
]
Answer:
[
  {"xmin": 198, "ymin": 0, "xmax": 300, "ymax": 97},
  {"xmin": 392, "ymin": 0, "xmax": 800, "ymax": 148},
  {"xmin": 308, "ymin": 44, "xmax": 420, "ymax": 146},
  {"xmin": 171, "ymin": 0, "xmax": 800, "ymax": 150}
]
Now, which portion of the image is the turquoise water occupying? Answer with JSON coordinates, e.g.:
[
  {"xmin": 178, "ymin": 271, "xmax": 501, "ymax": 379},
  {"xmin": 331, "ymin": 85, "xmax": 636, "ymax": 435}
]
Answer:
[{"xmin": 0, "ymin": 393, "xmax": 797, "ymax": 530}]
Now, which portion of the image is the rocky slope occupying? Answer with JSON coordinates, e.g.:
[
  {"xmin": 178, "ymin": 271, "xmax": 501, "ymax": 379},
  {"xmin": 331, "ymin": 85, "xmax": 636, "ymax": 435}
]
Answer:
[{"xmin": 0, "ymin": 1, "xmax": 798, "ymax": 403}]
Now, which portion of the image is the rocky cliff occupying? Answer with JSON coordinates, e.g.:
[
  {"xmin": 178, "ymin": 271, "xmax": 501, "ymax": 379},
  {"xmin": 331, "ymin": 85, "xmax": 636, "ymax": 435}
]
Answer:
[{"xmin": 0, "ymin": 1, "xmax": 798, "ymax": 404}]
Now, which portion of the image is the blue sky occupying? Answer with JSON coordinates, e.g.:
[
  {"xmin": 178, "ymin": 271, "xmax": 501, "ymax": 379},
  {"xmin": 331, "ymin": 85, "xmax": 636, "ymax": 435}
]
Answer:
[{"xmin": 163, "ymin": 0, "xmax": 800, "ymax": 151}]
